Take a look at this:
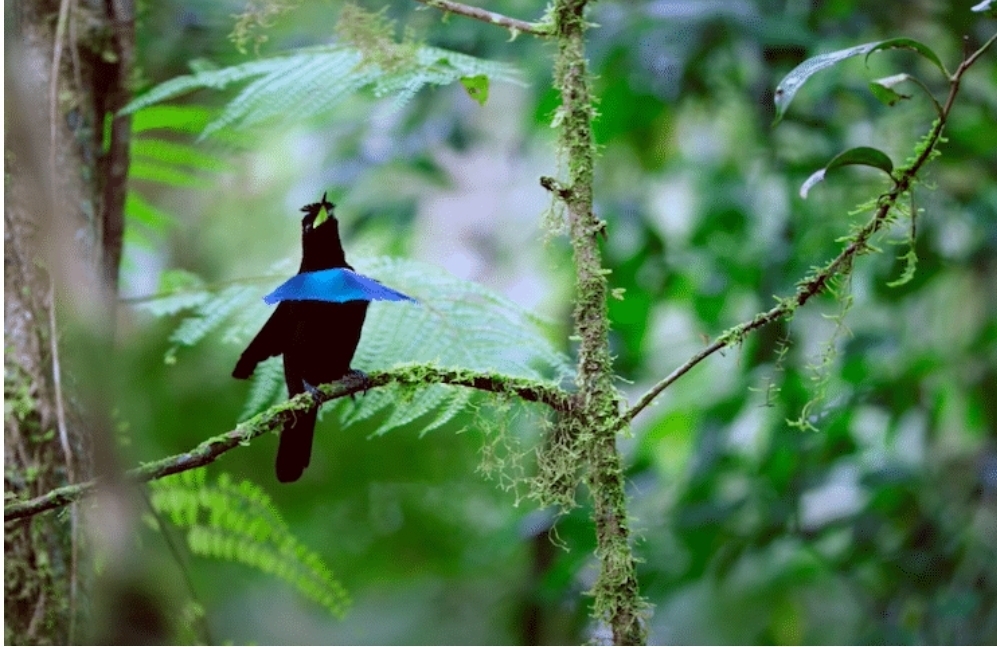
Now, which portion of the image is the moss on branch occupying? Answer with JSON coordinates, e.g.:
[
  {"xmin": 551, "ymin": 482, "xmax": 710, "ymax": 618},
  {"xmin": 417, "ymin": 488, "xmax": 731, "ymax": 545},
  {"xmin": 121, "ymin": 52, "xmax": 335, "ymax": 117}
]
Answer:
[{"xmin": 4, "ymin": 366, "xmax": 569, "ymax": 522}]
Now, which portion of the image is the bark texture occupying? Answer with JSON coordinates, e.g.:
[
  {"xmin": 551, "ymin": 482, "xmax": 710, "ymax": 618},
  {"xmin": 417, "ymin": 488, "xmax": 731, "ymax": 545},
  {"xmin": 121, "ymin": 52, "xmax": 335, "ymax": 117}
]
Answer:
[{"xmin": 5, "ymin": 0, "xmax": 134, "ymax": 642}]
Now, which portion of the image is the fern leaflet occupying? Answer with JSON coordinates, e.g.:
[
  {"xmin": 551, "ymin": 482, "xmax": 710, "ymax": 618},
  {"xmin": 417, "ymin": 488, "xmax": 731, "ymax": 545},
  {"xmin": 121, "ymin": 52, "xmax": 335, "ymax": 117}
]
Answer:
[
  {"xmin": 149, "ymin": 470, "xmax": 349, "ymax": 617},
  {"xmin": 121, "ymin": 45, "xmax": 521, "ymax": 139}
]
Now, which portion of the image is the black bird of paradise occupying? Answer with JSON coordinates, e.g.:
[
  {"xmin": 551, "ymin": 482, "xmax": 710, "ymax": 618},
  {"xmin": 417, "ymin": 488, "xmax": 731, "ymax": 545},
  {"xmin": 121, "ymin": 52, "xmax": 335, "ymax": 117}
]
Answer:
[{"xmin": 233, "ymin": 194, "xmax": 415, "ymax": 482}]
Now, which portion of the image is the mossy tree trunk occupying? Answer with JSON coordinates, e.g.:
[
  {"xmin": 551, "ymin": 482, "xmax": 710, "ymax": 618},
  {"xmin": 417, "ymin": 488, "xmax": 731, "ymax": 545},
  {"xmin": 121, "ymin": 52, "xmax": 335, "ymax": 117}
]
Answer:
[{"xmin": 4, "ymin": 0, "xmax": 134, "ymax": 643}]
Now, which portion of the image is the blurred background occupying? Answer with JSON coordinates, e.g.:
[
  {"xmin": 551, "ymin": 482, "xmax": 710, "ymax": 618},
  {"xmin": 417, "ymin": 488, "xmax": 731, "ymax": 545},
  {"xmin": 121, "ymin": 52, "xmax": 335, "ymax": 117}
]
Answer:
[{"xmin": 67, "ymin": 0, "xmax": 997, "ymax": 643}]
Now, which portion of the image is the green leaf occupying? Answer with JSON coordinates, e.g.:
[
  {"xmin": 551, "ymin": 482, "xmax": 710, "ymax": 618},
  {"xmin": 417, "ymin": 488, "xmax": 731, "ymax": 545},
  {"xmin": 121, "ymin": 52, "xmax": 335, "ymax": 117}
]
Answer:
[
  {"xmin": 864, "ymin": 37, "xmax": 949, "ymax": 78},
  {"xmin": 188, "ymin": 57, "xmax": 220, "ymax": 74},
  {"xmin": 199, "ymin": 49, "xmax": 367, "ymax": 139},
  {"xmin": 129, "ymin": 160, "xmax": 210, "ymax": 188},
  {"xmin": 774, "ymin": 41, "xmax": 882, "ymax": 124},
  {"xmin": 167, "ymin": 284, "xmax": 257, "ymax": 353},
  {"xmin": 799, "ymin": 146, "xmax": 895, "ymax": 198},
  {"xmin": 121, "ymin": 45, "xmax": 521, "ymax": 139},
  {"xmin": 131, "ymin": 105, "xmax": 214, "ymax": 134},
  {"xmin": 131, "ymin": 270, "xmax": 210, "ymax": 319},
  {"xmin": 150, "ymin": 472, "xmax": 350, "ymax": 617},
  {"xmin": 460, "ymin": 74, "xmax": 490, "ymax": 106},
  {"xmin": 774, "ymin": 38, "xmax": 950, "ymax": 123},
  {"xmin": 120, "ymin": 57, "xmax": 292, "ymax": 115},
  {"xmin": 239, "ymin": 357, "xmax": 286, "ymax": 421},
  {"xmin": 972, "ymin": 0, "xmax": 997, "ymax": 16},
  {"xmin": 868, "ymin": 73, "xmax": 913, "ymax": 107},
  {"xmin": 824, "ymin": 146, "xmax": 894, "ymax": 175},
  {"xmin": 125, "ymin": 192, "xmax": 174, "ymax": 232},
  {"xmin": 131, "ymin": 138, "xmax": 227, "ymax": 172},
  {"xmin": 133, "ymin": 289, "xmax": 211, "ymax": 318}
]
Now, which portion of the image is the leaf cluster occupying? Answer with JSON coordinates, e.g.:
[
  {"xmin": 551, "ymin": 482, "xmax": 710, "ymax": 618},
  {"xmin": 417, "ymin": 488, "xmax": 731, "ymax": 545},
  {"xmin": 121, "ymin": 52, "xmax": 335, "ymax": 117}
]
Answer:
[
  {"xmin": 149, "ymin": 469, "xmax": 349, "ymax": 616},
  {"xmin": 122, "ymin": 6, "xmax": 521, "ymax": 140}
]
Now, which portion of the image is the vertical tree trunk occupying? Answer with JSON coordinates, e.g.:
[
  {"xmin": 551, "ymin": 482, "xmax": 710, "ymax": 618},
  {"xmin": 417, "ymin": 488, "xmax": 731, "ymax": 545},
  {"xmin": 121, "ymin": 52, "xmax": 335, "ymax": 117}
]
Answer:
[{"xmin": 4, "ymin": 0, "xmax": 134, "ymax": 643}]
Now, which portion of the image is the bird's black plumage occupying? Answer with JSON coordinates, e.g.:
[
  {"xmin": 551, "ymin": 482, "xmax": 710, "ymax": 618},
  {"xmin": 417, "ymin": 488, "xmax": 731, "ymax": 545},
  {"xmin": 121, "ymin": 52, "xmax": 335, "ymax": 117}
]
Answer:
[{"xmin": 233, "ymin": 194, "xmax": 368, "ymax": 482}]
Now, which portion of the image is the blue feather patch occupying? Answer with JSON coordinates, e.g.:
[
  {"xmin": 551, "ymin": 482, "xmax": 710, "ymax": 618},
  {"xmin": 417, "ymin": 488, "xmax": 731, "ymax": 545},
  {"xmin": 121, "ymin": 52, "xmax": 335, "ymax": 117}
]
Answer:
[{"xmin": 263, "ymin": 268, "xmax": 417, "ymax": 305}]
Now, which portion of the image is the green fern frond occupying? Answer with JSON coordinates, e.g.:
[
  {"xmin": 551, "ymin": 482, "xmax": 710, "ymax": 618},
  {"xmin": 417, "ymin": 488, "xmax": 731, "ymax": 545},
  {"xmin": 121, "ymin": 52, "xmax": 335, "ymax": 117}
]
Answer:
[
  {"xmin": 124, "ymin": 104, "xmax": 229, "ymax": 257},
  {"xmin": 125, "ymin": 192, "xmax": 174, "ymax": 233},
  {"xmin": 202, "ymin": 49, "xmax": 369, "ymax": 138},
  {"xmin": 129, "ymin": 160, "xmax": 212, "ymax": 188},
  {"xmin": 337, "ymin": 386, "xmax": 393, "ymax": 428},
  {"xmin": 355, "ymin": 258, "xmax": 571, "ymax": 378},
  {"xmin": 125, "ymin": 191, "xmax": 175, "ymax": 249},
  {"xmin": 131, "ymin": 139, "xmax": 228, "ymax": 173},
  {"xmin": 121, "ymin": 44, "xmax": 521, "ymax": 139},
  {"xmin": 132, "ymin": 289, "xmax": 211, "ymax": 318},
  {"xmin": 149, "ymin": 471, "xmax": 349, "ymax": 617},
  {"xmin": 335, "ymin": 380, "xmax": 475, "ymax": 438},
  {"xmin": 121, "ymin": 57, "xmax": 295, "ymax": 115},
  {"xmin": 166, "ymin": 284, "xmax": 257, "ymax": 363},
  {"xmin": 131, "ymin": 269, "xmax": 211, "ymax": 317},
  {"xmin": 382, "ymin": 383, "xmax": 471, "ymax": 435},
  {"xmin": 239, "ymin": 357, "xmax": 286, "ymax": 421},
  {"xmin": 417, "ymin": 385, "xmax": 474, "ymax": 436},
  {"xmin": 243, "ymin": 258, "xmax": 571, "ymax": 428},
  {"xmin": 129, "ymin": 104, "xmax": 227, "ymax": 186},
  {"xmin": 131, "ymin": 105, "xmax": 215, "ymax": 134},
  {"xmin": 134, "ymin": 257, "xmax": 570, "ymax": 433},
  {"xmin": 415, "ymin": 45, "xmax": 521, "ymax": 84}
]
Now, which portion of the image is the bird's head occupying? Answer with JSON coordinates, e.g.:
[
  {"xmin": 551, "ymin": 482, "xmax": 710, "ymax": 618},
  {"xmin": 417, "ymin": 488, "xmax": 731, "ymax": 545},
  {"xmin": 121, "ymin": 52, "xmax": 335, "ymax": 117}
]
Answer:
[
  {"xmin": 298, "ymin": 191, "xmax": 348, "ymax": 270},
  {"xmin": 300, "ymin": 192, "xmax": 337, "ymax": 232}
]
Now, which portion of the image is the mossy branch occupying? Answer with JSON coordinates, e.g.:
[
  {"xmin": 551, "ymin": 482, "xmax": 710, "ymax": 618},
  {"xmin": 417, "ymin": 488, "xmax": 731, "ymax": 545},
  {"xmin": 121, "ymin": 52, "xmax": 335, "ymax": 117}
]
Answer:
[
  {"xmin": 624, "ymin": 30, "xmax": 997, "ymax": 426},
  {"xmin": 413, "ymin": 0, "xmax": 553, "ymax": 37},
  {"xmin": 4, "ymin": 366, "xmax": 570, "ymax": 522}
]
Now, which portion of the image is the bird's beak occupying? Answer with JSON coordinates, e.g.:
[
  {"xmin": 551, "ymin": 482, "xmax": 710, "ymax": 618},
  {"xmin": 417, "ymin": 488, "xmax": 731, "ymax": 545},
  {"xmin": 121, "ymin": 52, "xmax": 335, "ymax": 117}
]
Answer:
[{"xmin": 313, "ymin": 200, "xmax": 331, "ymax": 228}]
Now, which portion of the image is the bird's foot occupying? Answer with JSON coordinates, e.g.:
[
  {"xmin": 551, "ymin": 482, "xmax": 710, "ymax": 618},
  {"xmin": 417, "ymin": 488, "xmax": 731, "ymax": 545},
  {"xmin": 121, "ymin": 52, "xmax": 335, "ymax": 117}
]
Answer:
[
  {"xmin": 346, "ymin": 369, "xmax": 371, "ymax": 400},
  {"xmin": 301, "ymin": 380, "xmax": 323, "ymax": 405}
]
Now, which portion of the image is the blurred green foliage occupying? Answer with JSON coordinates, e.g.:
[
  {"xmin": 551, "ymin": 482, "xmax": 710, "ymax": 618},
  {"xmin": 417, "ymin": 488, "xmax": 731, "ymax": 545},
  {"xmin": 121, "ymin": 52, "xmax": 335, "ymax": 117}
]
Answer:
[{"xmin": 114, "ymin": 0, "xmax": 997, "ymax": 643}]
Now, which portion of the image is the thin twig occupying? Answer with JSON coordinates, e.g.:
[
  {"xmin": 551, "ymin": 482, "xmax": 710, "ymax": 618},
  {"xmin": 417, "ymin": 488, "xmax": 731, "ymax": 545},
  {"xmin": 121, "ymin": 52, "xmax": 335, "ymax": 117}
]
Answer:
[
  {"xmin": 413, "ymin": 0, "xmax": 551, "ymax": 37},
  {"xmin": 958, "ymin": 32, "xmax": 997, "ymax": 76},
  {"xmin": 623, "ymin": 31, "xmax": 996, "ymax": 426},
  {"xmin": 622, "ymin": 340, "xmax": 726, "ymax": 424},
  {"xmin": 4, "ymin": 367, "xmax": 570, "ymax": 522}
]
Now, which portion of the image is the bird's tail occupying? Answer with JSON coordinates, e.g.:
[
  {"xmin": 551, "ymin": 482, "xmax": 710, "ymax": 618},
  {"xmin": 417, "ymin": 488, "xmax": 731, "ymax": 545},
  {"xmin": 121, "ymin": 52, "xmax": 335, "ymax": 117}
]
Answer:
[{"xmin": 275, "ymin": 406, "xmax": 318, "ymax": 483}]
